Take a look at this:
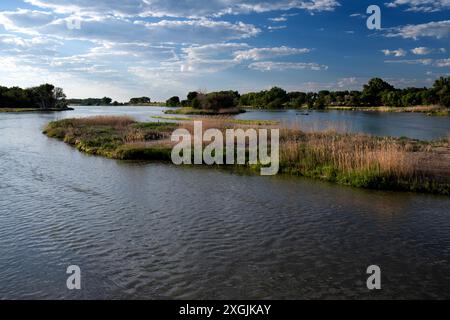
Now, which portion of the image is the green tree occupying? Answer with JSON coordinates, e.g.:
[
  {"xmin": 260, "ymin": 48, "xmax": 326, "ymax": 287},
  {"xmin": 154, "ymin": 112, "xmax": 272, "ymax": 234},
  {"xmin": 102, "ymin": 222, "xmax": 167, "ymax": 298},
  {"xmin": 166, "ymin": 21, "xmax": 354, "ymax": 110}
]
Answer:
[
  {"xmin": 129, "ymin": 97, "xmax": 151, "ymax": 104},
  {"xmin": 362, "ymin": 78, "xmax": 395, "ymax": 106},
  {"xmin": 166, "ymin": 96, "xmax": 181, "ymax": 107},
  {"xmin": 433, "ymin": 76, "xmax": 450, "ymax": 107},
  {"xmin": 101, "ymin": 97, "xmax": 112, "ymax": 105}
]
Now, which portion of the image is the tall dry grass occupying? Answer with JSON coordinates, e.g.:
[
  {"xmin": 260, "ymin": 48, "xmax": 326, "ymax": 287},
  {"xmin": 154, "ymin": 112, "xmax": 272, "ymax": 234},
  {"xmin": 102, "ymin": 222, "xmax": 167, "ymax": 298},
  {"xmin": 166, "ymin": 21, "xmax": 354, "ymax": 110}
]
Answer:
[
  {"xmin": 74, "ymin": 116, "xmax": 135, "ymax": 127},
  {"xmin": 280, "ymin": 130, "xmax": 418, "ymax": 179}
]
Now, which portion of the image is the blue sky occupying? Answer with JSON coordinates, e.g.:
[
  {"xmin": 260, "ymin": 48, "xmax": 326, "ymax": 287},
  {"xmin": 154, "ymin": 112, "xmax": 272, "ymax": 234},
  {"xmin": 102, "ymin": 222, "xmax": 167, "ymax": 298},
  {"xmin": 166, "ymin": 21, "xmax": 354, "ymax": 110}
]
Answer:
[{"xmin": 0, "ymin": 0, "xmax": 449, "ymax": 101}]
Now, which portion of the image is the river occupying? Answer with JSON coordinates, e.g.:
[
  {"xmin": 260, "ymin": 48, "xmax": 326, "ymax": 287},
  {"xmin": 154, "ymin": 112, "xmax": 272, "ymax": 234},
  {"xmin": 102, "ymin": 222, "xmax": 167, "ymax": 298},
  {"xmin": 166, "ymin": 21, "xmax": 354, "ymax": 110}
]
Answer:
[{"xmin": 0, "ymin": 106, "xmax": 449, "ymax": 299}]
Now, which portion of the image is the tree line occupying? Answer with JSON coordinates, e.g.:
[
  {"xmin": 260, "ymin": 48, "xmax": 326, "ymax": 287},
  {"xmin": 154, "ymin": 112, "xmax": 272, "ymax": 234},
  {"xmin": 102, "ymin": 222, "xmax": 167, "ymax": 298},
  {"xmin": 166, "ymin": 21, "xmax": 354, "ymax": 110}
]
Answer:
[
  {"xmin": 67, "ymin": 96, "xmax": 155, "ymax": 106},
  {"xmin": 0, "ymin": 84, "xmax": 68, "ymax": 109},
  {"xmin": 166, "ymin": 76, "xmax": 450, "ymax": 110},
  {"xmin": 3, "ymin": 77, "xmax": 448, "ymax": 111},
  {"xmin": 239, "ymin": 77, "xmax": 450, "ymax": 109}
]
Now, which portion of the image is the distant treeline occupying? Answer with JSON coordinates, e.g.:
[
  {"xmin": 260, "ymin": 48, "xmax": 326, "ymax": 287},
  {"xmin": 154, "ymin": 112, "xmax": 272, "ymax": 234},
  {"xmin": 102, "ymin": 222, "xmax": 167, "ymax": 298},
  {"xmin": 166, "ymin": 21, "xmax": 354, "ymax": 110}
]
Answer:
[
  {"xmin": 67, "ymin": 96, "xmax": 162, "ymax": 106},
  {"xmin": 239, "ymin": 77, "xmax": 450, "ymax": 109},
  {"xmin": 8, "ymin": 77, "xmax": 447, "ymax": 111},
  {"xmin": 166, "ymin": 76, "xmax": 450, "ymax": 110},
  {"xmin": 0, "ymin": 84, "xmax": 68, "ymax": 109}
]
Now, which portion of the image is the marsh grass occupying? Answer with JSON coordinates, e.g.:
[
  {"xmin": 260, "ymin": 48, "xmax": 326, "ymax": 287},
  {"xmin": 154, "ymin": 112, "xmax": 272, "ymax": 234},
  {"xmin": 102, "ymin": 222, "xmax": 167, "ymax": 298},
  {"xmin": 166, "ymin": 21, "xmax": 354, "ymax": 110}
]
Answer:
[
  {"xmin": 43, "ymin": 116, "xmax": 450, "ymax": 194},
  {"xmin": 327, "ymin": 105, "xmax": 450, "ymax": 116},
  {"xmin": 165, "ymin": 107, "xmax": 245, "ymax": 115}
]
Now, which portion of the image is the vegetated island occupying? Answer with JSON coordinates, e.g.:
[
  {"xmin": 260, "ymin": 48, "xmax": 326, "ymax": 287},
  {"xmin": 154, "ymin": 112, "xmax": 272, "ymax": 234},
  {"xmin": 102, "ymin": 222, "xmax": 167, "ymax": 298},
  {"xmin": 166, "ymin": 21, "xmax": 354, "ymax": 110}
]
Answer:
[
  {"xmin": 44, "ymin": 116, "xmax": 450, "ymax": 195},
  {"xmin": 164, "ymin": 91, "xmax": 246, "ymax": 115},
  {"xmin": 0, "ymin": 84, "xmax": 73, "ymax": 112}
]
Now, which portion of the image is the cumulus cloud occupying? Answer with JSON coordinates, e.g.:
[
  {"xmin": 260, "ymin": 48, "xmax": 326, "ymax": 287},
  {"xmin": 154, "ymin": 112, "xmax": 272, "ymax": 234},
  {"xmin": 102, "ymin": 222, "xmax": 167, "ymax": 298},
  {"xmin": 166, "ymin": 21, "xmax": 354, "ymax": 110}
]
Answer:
[
  {"xmin": 386, "ymin": 20, "xmax": 450, "ymax": 39},
  {"xmin": 382, "ymin": 48, "xmax": 407, "ymax": 57},
  {"xmin": 411, "ymin": 47, "xmax": 446, "ymax": 55},
  {"xmin": 385, "ymin": 0, "xmax": 450, "ymax": 13}
]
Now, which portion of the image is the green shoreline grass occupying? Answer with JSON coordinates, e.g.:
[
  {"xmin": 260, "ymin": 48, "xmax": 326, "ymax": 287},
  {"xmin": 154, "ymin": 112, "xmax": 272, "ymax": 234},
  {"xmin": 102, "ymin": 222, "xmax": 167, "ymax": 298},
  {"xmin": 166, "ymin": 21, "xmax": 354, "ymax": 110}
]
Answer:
[{"xmin": 43, "ymin": 116, "xmax": 450, "ymax": 195}]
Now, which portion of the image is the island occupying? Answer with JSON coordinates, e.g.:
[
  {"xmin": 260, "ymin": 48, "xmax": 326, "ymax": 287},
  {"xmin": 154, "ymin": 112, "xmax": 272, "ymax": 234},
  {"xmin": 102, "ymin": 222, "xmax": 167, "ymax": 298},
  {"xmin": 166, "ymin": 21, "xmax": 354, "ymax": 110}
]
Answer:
[
  {"xmin": 164, "ymin": 91, "xmax": 246, "ymax": 115},
  {"xmin": 43, "ymin": 116, "xmax": 450, "ymax": 195}
]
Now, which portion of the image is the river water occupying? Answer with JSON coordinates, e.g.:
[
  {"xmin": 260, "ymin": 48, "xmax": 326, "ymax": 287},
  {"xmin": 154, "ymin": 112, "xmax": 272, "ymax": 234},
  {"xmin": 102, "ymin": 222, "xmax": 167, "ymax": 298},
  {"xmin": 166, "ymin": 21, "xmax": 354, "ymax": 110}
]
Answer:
[{"xmin": 0, "ymin": 106, "xmax": 449, "ymax": 299}]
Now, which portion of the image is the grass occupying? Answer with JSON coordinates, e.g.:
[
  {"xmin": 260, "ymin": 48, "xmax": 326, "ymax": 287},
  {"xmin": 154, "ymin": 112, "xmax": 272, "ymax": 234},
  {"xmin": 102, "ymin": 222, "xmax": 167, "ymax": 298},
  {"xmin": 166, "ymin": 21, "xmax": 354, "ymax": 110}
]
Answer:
[
  {"xmin": 278, "ymin": 129, "xmax": 450, "ymax": 194},
  {"xmin": 43, "ymin": 116, "xmax": 176, "ymax": 160},
  {"xmin": 165, "ymin": 107, "xmax": 246, "ymax": 115},
  {"xmin": 152, "ymin": 115, "xmax": 279, "ymax": 126},
  {"xmin": 43, "ymin": 116, "xmax": 450, "ymax": 195}
]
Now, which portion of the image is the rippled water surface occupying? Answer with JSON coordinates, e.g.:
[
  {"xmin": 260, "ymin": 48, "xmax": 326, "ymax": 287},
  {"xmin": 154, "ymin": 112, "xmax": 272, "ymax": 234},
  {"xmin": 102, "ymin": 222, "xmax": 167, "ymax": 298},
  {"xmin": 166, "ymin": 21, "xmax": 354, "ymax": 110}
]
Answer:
[{"xmin": 1, "ymin": 107, "xmax": 450, "ymax": 299}]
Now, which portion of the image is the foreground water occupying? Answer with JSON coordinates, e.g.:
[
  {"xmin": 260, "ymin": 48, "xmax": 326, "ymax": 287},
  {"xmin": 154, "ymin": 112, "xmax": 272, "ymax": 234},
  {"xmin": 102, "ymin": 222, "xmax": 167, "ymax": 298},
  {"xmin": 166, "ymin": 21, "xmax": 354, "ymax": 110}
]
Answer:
[{"xmin": 0, "ymin": 106, "xmax": 450, "ymax": 299}]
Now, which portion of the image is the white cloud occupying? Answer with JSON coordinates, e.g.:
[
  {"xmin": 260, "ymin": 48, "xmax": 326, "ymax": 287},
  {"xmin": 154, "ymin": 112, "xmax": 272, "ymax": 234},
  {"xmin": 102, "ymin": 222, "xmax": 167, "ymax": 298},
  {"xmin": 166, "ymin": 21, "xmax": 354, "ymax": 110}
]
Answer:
[
  {"xmin": 382, "ymin": 48, "xmax": 407, "ymax": 57},
  {"xmin": 411, "ymin": 47, "xmax": 432, "ymax": 55},
  {"xmin": 0, "ymin": 10, "xmax": 261, "ymax": 44},
  {"xmin": 384, "ymin": 58, "xmax": 450, "ymax": 67},
  {"xmin": 268, "ymin": 25, "xmax": 287, "ymax": 31},
  {"xmin": 174, "ymin": 44, "xmax": 314, "ymax": 73},
  {"xmin": 349, "ymin": 13, "xmax": 366, "ymax": 18},
  {"xmin": 249, "ymin": 61, "xmax": 328, "ymax": 71},
  {"xmin": 234, "ymin": 46, "xmax": 311, "ymax": 61},
  {"xmin": 0, "ymin": 9, "xmax": 54, "ymax": 34},
  {"xmin": 386, "ymin": 20, "xmax": 450, "ymax": 39},
  {"xmin": 385, "ymin": 0, "xmax": 450, "ymax": 13},
  {"xmin": 411, "ymin": 47, "xmax": 447, "ymax": 55},
  {"xmin": 0, "ymin": 1, "xmax": 338, "ymax": 100},
  {"xmin": 384, "ymin": 59, "xmax": 434, "ymax": 65},
  {"xmin": 24, "ymin": 0, "xmax": 341, "ymax": 18},
  {"xmin": 269, "ymin": 16, "xmax": 287, "ymax": 22},
  {"xmin": 435, "ymin": 58, "xmax": 450, "ymax": 67}
]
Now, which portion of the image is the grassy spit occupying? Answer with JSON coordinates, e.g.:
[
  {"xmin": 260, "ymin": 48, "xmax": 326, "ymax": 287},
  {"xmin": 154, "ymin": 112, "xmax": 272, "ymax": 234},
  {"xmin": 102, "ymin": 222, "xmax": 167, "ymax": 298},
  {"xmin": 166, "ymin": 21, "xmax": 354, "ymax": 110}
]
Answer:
[
  {"xmin": 43, "ymin": 116, "xmax": 450, "ymax": 195},
  {"xmin": 165, "ymin": 107, "xmax": 246, "ymax": 115},
  {"xmin": 326, "ymin": 105, "xmax": 450, "ymax": 116},
  {"xmin": 152, "ymin": 115, "xmax": 279, "ymax": 126}
]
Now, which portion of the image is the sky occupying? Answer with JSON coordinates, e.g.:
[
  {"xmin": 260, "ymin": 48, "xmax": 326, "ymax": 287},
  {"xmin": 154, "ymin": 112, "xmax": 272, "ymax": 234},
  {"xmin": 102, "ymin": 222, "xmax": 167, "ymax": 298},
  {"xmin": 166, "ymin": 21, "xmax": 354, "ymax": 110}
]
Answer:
[{"xmin": 0, "ymin": 0, "xmax": 449, "ymax": 102}]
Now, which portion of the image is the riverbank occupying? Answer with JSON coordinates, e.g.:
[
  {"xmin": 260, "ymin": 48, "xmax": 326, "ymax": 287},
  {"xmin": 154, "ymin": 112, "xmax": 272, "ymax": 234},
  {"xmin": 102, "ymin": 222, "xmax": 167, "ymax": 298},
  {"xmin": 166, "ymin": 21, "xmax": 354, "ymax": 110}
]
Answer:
[
  {"xmin": 325, "ymin": 105, "xmax": 450, "ymax": 116},
  {"xmin": 0, "ymin": 107, "xmax": 74, "ymax": 113},
  {"xmin": 165, "ymin": 107, "xmax": 246, "ymax": 115},
  {"xmin": 43, "ymin": 116, "xmax": 450, "ymax": 195},
  {"xmin": 152, "ymin": 115, "xmax": 279, "ymax": 126}
]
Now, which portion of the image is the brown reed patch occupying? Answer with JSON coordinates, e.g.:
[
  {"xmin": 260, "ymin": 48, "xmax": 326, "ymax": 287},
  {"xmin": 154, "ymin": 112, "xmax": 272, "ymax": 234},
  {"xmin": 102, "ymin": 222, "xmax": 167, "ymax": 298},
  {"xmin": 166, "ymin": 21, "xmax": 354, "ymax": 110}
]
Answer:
[{"xmin": 74, "ymin": 116, "xmax": 135, "ymax": 127}]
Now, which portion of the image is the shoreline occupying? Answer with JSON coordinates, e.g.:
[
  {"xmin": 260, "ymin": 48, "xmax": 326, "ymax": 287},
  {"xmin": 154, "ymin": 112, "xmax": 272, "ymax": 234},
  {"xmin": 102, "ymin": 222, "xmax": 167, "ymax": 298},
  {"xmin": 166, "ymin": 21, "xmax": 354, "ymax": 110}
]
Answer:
[
  {"xmin": 43, "ymin": 116, "xmax": 450, "ymax": 195},
  {"xmin": 0, "ymin": 107, "xmax": 74, "ymax": 113},
  {"xmin": 325, "ymin": 105, "xmax": 450, "ymax": 116},
  {"xmin": 164, "ymin": 107, "xmax": 246, "ymax": 115}
]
